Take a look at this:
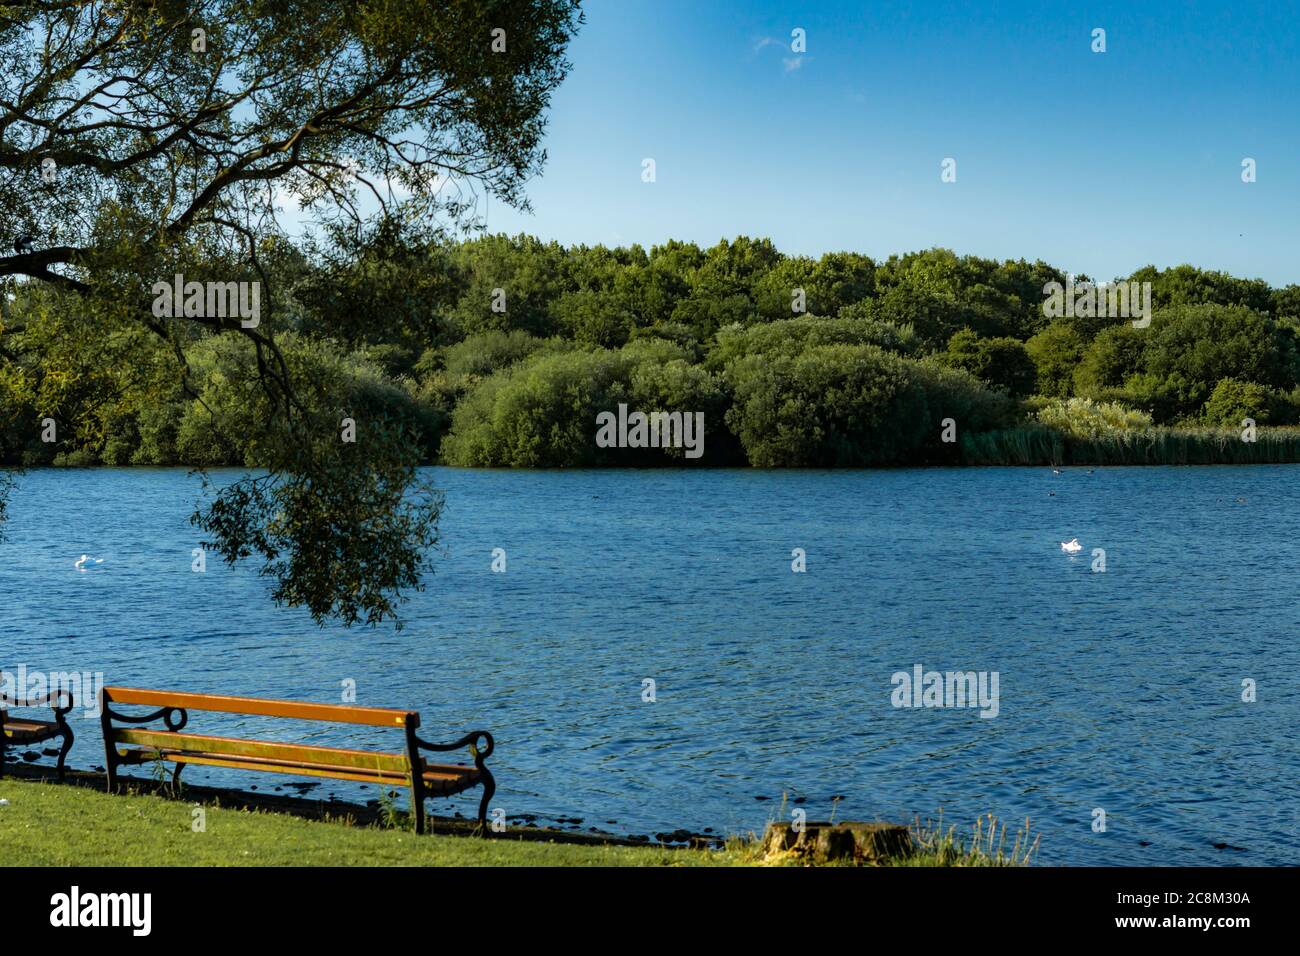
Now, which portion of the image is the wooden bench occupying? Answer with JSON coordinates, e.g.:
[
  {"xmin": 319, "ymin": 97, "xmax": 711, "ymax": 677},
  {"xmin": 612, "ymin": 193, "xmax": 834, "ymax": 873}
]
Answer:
[
  {"xmin": 99, "ymin": 687, "xmax": 495, "ymax": 835},
  {"xmin": 0, "ymin": 689, "xmax": 75, "ymax": 779}
]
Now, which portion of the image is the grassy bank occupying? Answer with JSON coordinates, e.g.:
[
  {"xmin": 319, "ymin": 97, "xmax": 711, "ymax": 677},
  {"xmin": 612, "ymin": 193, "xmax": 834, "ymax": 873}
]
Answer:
[
  {"xmin": 0, "ymin": 778, "xmax": 1033, "ymax": 867},
  {"xmin": 0, "ymin": 778, "xmax": 741, "ymax": 866}
]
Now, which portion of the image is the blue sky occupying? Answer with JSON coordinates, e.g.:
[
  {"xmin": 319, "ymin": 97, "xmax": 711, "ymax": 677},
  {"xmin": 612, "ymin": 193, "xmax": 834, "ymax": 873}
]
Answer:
[{"xmin": 477, "ymin": 0, "xmax": 1300, "ymax": 285}]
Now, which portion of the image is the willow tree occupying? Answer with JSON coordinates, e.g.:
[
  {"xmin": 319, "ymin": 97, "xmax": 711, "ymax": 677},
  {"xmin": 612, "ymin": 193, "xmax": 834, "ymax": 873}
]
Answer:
[{"xmin": 0, "ymin": 0, "xmax": 582, "ymax": 624}]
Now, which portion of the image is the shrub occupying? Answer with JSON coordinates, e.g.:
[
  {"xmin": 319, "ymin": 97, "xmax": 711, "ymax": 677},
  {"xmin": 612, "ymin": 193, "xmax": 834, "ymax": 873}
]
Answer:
[
  {"xmin": 725, "ymin": 344, "xmax": 910, "ymax": 465},
  {"xmin": 1072, "ymin": 323, "xmax": 1145, "ymax": 398},
  {"xmin": 708, "ymin": 315, "xmax": 921, "ymax": 373},
  {"xmin": 174, "ymin": 334, "xmax": 437, "ymax": 467},
  {"xmin": 628, "ymin": 357, "xmax": 735, "ymax": 461},
  {"xmin": 442, "ymin": 330, "xmax": 547, "ymax": 379},
  {"xmin": 1035, "ymin": 397, "xmax": 1153, "ymax": 439},
  {"xmin": 1025, "ymin": 321, "xmax": 1085, "ymax": 398},
  {"xmin": 1139, "ymin": 304, "xmax": 1296, "ymax": 419},
  {"xmin": 1202, "ymin": 377, "xmax": 1274, "ymax": 425},
  {"xmin": 940, "ymin": 330, "xmax": 1037, "ymax": 397},
  {"xmin": 441, "ymin": 342, "xmax": 730, "ymax": 467}
]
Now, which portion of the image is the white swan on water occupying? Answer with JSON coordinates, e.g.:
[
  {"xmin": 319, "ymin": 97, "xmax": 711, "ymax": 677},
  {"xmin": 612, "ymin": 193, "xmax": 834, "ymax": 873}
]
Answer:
[
  {"xmin": 1060, "ymin": 538, "xmax": 1082, "ymax": 554},
  {"xmin": 74, "ymin": 554, "xmax": 103, "ymax": 572}
]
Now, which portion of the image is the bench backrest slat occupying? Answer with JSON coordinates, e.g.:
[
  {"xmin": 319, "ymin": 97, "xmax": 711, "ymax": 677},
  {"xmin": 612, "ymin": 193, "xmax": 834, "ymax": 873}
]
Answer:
[
  {"xmin": 102, "ymin": 687, "xmax": 416, "ymax": 728},
  {"xmin": 113, "ymin": 729, "xmax": 412, "ymax": 774}
]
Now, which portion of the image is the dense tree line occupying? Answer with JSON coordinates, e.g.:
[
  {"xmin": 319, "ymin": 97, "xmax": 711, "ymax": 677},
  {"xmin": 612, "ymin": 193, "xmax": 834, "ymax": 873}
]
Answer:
[{"xmin": 5, "ymin": 236, "xmax": 1300, "ymax": 470}]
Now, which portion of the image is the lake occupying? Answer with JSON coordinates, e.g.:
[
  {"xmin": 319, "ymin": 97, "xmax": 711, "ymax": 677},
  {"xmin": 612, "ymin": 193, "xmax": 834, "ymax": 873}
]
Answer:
[{"xmin": 2, "ymin": 465, "xmax": 1297, "ymax": 864}]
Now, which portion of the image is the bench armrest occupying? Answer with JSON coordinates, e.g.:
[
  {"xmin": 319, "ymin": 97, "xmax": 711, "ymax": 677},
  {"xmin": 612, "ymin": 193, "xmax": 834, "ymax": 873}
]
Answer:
[
  {"xmin": 414, "ymin": 730, "xmax": 494, "ymax": 766},
  {"xmin": 101, "ymin": 702, "xmax": 189, "ymax": 733}
]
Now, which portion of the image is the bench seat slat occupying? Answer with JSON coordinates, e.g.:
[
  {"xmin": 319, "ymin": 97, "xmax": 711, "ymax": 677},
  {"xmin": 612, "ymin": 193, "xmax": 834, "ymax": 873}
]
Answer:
[
  {"xmin": 103, "ymin": 687, "xmax": 415, "ymax": 727},
  {"xmin": 3, "ymin": 718, "xmax": 61, "ymax": 741},
  {"xmin": 114, "ymin": 748, "xmax": 480, "ymax": 795},
  {"xmin": 113, "ymin": 729, "xmax": 413, "ymax": 774}
]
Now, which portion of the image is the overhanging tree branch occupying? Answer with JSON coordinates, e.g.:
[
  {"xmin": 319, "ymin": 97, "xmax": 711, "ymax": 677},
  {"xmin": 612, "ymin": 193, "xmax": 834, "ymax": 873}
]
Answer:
[{"xmin": 0, "ymin": 0, "xmax": 584, "ymax": 625}]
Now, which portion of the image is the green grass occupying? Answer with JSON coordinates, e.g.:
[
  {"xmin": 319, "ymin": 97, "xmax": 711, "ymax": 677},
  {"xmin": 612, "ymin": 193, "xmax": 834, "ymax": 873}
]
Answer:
[
  {"xmin": 0, "ymin": 779, "xmax": 746, "ymax": 867},
  {"xmin": 892, "ymin": 813, "xmax": 1040, "ymax": 867},
  {"xmin": 0, "ymin": 778, "xmax": 1037, "ymax": 866}
]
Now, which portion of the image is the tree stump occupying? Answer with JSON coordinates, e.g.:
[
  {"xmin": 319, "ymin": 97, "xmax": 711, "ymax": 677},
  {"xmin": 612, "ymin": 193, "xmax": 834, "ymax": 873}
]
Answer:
[{"xmin": 761, "ymin": 821, "xmax": 913, "ymax": 863}]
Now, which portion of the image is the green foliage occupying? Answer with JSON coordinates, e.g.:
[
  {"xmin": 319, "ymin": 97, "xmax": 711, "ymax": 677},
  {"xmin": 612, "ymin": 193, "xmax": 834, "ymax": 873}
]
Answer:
[
  {"xmin": 940, "ymin": 330, "xmax": 1037, "ymax": 397},
  {"xmin": 871, "ymin": 249, "xmax": 1061, "ymax": 343},
  {"xmin": 1202, "ymin": 378, "xmax": 1274, "ymax": 426},
  {"xmin": 1, "ymin": 291, "xmax": 447, "ymax": 627},
  {"xmin": 442, "ymin": 340, "xmax": 731, "ymax": 466},
  {"xmin": 751, "ymin": 252, "xmax": 876, "ymax": 320},
  {"xmin": 0, "ymin": 284, "xmax": 181, "ymax": 467},
  {"xmin": 625, "ymin": 342, "xmax": 734, "ymax": 460},
  {"xmin": 1128, "ymin": 264, "xmax": 1274, "ymax": 313},
  {"xmin": 1072, "ymin": 324, "xmax": 1145, "ymax": 398},
  {"xmin": 169, "ymin": 334, "xmax": 440, "ymax": 467},
  {"xmin": 549, "ymin": 287, "xmax": 639, "ymax": 347},
  {"xmin": 708, "ymin": 315, "xmax": 921, "ymax": 372},
  {"xmin": 724, "ymin": 344, "xmax": 919, "ymax": 466},
  {"xmin": 960, "ymin": 422, "xmax": 1300, "ymax": 465},
  {"xmin": 1035, "ymin": 397, "xmax": 1154, "ymax": 439},
  {"xmin": 442, "ymin": 348, "xmax": 631, "ymax": 467},
  {"xmin": 723, "ymin": 343, "xmax": 1011, "ymax": 467},
  {"xmin": 444, "ymin": 234, "xmax": 570, "ymax": 338},
  {"xmin": 160, "ymin": 334, "xmax": 446, "ymax": 626},
  {"xmin": 909, "ymin": 358, "xmax": 1018, "ymax": 435},
  {"xmin": 1274, "ymin": 285, "xmax": 1300, "ymax": 320},
  {"xmin": 1025, "ymin": 321, "xmax": 1085, "ymax": 398},
  {"xmin": 1064, "ymin": 427, "xmax": 1300, "ymax": 465},
  {"xmin": 295, "ymin": 220, "xmax": 455, "ymax": 350},
  {"xmin": 441, "ymin": 330, "xmax": 548, "ymax": 379},
  {"xmin": 193, "ymin": 414, "xmax": 443, "ymax": 629},
  {"xmin": 9, "ymin": 242, "xmax": 1300, "ymax": 480},
  {"xmin": 1137, "ymin": 304, "xmax": 1298, "ymax": 419},
  {"xmin": 859, "ymin": 284, "xmax": 971, "ymax": 351}
]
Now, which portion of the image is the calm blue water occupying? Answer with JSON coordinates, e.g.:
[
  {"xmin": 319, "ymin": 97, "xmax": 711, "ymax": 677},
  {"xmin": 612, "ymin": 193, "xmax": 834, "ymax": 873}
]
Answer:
[{"xmin": 2, "ymin": 465, "xmax": 1297, "ymax": 864}]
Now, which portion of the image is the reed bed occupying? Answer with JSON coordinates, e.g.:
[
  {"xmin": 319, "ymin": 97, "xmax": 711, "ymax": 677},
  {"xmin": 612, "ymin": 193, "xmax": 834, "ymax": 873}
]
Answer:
[{"xmin": 960, "ymin": 426, "xmax": 1300, "ymax": 466}]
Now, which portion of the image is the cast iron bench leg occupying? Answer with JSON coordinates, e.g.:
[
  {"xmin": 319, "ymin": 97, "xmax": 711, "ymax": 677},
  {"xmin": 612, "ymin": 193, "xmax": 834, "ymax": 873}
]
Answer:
[
  {"xmin": 478, "ymin": 768, "xmax": 495, "ymax": 836},
  {"xmin": 56, "ymin": 725, "xmax": 73, "ymax": 780}
]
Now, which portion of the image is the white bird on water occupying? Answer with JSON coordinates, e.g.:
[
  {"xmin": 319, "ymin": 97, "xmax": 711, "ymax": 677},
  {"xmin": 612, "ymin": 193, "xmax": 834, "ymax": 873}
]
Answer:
[
  {"xmin": 1060, "ymin": 538, "xmax": 1082, "ymax": 554},
  {"xmin": 74, "ymin": 554, "xmax": 103, "ymax": 572}
]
